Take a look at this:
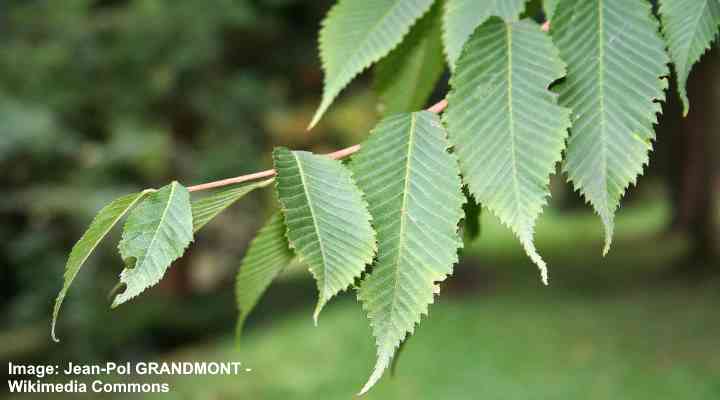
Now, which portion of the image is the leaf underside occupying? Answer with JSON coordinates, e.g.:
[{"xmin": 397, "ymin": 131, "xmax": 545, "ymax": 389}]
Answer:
[
  {"xmin": 310, "ymin": 0, "xmax": 435, "ymax": 127},
  {"xmin": 191, "ymin": 178, "xmax": 274, "ymax": 233},
  {"xmin": 351, "ymin": 111, "xmax": 464, "ymax": 394},
  {"xmin": 235, "ymin": 212, "xmax": 294, "ymax": 341},
  {"xmin": 551, "ymin": 0, "xmax": 669, "ymax": 254},
  {"xmin": 442, "ymin": 0, "xmax": 528, "ymax": 67},
  {"xmin": 659, "ymin": 0, "xmax": 720, "ymax": 115},
  {"xmin": 445, "ymin": 18, "xmax": 571, "ymax": 284},
  {"xmin": 273, "ymin": 147, "xmax": 376, "ymax": 322},
  {"xmin": 51, "ymin": 190, "xmax": 150, "ymax": 341},
  {"xmin": 375, "ymin": 1, "xmax": 445, "ymax": 115},
  {"xmin": 113, "ymin": 181, "xmax": 194, "ymax": 307}
]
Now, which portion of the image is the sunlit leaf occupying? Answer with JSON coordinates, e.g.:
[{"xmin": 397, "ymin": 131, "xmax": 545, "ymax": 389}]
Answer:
[
  {"xmin": 51, "ymin": 190, "xmax": 151, "ymax": 341},
  {"xmin": 659, "ymin": 0, "xmax": 720, "ymax": 115},
  {"xmin": 551, "ymin": 0, "xmax": 669, "ymax": 254},
  {"xmin": 273, "ymin": 147, "xmax": 376, "ymax": 322},
  {"xmin": 442, "ymin": 0, "xmax": 527, "ymax": 67},
  {"xmin": 112, "ymin": 181, "xmax": 194, "ymax": 307},
  {"xmin": 445, "ymin": 18, "xmax": 571, "ymax": 283},
  {"xmin": 351, "ymin": 111, "xmax": 464, "ymax": 394},
  {"xmin": 310, "ymin": 0, "xmax": 435, "ymax": 127}
]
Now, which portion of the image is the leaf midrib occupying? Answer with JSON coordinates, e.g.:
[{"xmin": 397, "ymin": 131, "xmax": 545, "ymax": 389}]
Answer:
[
  {"xmin": 293, "ymin": 152, "xmax": 330, "ymax": 300},
  {"xmin": 505, "ymin": 22, "xmax": 522, "ymax": 225},
  {"xmin": 387, "ymin": 113, "xmax": 418, "ymax": 342},
  {"xmin": 137, "ymin": 183, "xmax": 177, "ymax": 268},
  {"xmin": 597, "ymin": 0, "xmax": 609, "ymax": 212}
]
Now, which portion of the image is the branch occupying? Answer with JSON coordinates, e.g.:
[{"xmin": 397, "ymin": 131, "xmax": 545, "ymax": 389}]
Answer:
[{"xmin": 187, "ymin": 99, "xmax": 449, "ymax": 192}]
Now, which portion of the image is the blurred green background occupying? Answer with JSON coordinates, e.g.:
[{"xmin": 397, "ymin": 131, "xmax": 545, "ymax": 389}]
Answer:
[{"xmin": 1, "ymin": 0, "xmax": 718, "ymax": 399}]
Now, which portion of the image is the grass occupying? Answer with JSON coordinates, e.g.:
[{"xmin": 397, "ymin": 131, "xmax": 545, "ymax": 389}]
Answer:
[{"xmin": 14, "ymin": 201, "xmax": 720, "ymax": 399}]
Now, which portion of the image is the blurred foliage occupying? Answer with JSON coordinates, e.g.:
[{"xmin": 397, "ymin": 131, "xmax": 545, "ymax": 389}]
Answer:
[
  {"xmin": 1, "ymin": 1, "xmax": 716, "ymax": 386},
  {"xmin": 0, "ymin": 0, "xmax": 380, "ymax": 361}
]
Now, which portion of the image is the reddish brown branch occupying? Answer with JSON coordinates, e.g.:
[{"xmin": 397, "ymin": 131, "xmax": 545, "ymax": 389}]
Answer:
[{"xmin": 187, "ymin": 99, "xmax": 448, "ymax": 192}]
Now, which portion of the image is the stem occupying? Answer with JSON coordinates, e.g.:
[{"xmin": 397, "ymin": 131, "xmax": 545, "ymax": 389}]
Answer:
[{"xmin": 187, "ymin": 99, "xmax": 449, "ymax": 192}]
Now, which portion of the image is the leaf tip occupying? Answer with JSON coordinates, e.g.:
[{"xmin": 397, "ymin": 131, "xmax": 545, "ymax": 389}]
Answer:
[
  {"xmin": 234, "ymin": 322, "xmax": 245, "ymax": 348},
  {"xmin": 110, "ymin": 294, "xmax": 124, "ymax": 309},
  {"xmin": 312, "ymin": 299, "xmax": 324, "ymax": 327},
  {"xmin": 520, "ymin": 234, "xmax": 549, "ymax": 285},
  {"xmin": 602, "ymin": 238, "xmax": 612, "ymax": 257},
  {"xmin": 50, "ymin": 322, "xmax": 60, "ymax": 343},
  {"xmin": 358, "ymin": 353, "xmax": 390, "ymax": 395},
  {"xmin": 601, "ymin": 217, "xmax": 614, "ymax": 257},
  {"xmin": 308, "ymin": 101, "xmax": 328, "ymax": 130},
  {"xmin": 537, "ymin": 258, "xmax": 549, "ymax": 286}
]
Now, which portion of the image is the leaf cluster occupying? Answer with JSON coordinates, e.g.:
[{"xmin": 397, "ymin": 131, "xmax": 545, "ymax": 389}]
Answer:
[{"xmin": 54, "ymin": 0, "xmax": 720, "ymax": 394}]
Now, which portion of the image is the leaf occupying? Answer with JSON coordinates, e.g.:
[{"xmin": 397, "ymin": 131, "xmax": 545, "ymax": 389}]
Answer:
[
  {"xmin": 544, "ymin": 0, "xmax": 559, "ymax": 20},
  {"xmin": 112, "ymin": 181, "xmax": 194, "ymax": 307},
  {"xmin": 442, "ymin": 0, "xmax": 528, "ymax": 67},
  {"xmin": 310, "ymin": 0, "xmax": 436, "ymax": 128},
  {"xmin": 51, "ymin": 190, "xmax": 151, "ymax": 342},
  {"xmin": 191, "ymin": 179, "xmax": 274, "ymax": 232},
  {"xmin": 551, "ymin": 0, "xmax": 669, "ymax": 254},
  {"xmin": 235, "ymin": 212, "xmax": 294, "ymax": 341},
  {"xmin": 659, "ymin": 0, "xmax": 720, "ymax": 115},
  {"xmin": 389, "ymin": 334, "xmax": 411, "ymax": 377},
  {"xmin": 351, "ymin": 111, "xmax": 464, "ymax": 394},
  {"xmin": 374, "ymin": 1, "xmax": 445, "ymax": 115},
  {"xmin": 445, "ymin": 18, "xmax": 571, "ymax": 284},
  {"xmin": 272, "ymin": 147, "xmax": 376, "ymax": 322}
]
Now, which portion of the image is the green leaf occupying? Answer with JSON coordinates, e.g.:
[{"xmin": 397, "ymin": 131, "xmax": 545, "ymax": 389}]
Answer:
[
  {"xmin": 551, "ymin": 0, "xmax": 669, "ymax": 254},
  {"xmin": 351, "ymin": 111, "xmax": 464, "ymax": 394},
  {"xmin": 659, "ymin": 0, "xmax": 720, "ymax": 115},
  {"xmin": 235, "ymin": 212, "xmax": 294, "ymax": 341},
  {"xmin": 442, "ymin": 0, "xmax": 528, "ymax": 67},
  {"xmin": 375, "ymin": 1, "xmax": 445, "ymax": 115},
  {"xmin": 544, "ymin": 0, "xmax": 559, "ymax": 20},
  {"xmin": 273, "ymin": 147, "xmax": 376, "ymax": 322},
  {"xmin": 112, "ymin": 181, "xmax": 194, "ymax": 307},
  {"xmin": 51, "ymin": 190, "xmax": 151, "ymax": 342},
  {"xmin": 445, "ymin": 18, "xmax": 570, "ymax": 284},
  {"xmin": 310, "ymin": 0, "xmax": 436, "ymax": 128},
  {"xmin": 191, "ymin": 179, "xmax": 274, "ymax": 233}
]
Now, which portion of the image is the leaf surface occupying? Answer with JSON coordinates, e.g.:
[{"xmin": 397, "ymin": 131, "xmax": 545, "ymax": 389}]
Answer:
[
  {"xmin": 113, "ymin": 181, "xmax": 194, "ymax": 307},
  {"xmin": 443, "ymin": 0, "xmax": 527, "ymax": 67},
  {"xmin": 191, "ymin": 179, "xmax": 274, "ymax": 232},
  {"xmin": 659, "ymin": 0, "xmax": 720, "ymax": 115},
  {"xmin": 375, "ymin": 1, "xmax": 445, "ymax": 114},
  {"xmin": 310, "ymin": 0, "xmax": 435, "ymax": 127},
  {"xmin": 445, "ymin": 18, "xmax": 570, "ymax": 283},
  {"xmin": 351, "ymin": 111, "xmax": 464, "ymax": 394},
  {"xmin": 273, "ymin": 147, "xmax": 376, "ymax": 322},
  {"xmin": 235, "ymin": 212, "xmax": 294, "ymax": 341},
  {"xmin": 544, "ymin": 0, "xmax": 559, "ymax": 20},
  {"xmin": 51, "ymin": 190, "xmax": 150, "ymax": 341},
  {"xmin": 551, "ymin": 0, "xmax": 669, "ymax": 254}
]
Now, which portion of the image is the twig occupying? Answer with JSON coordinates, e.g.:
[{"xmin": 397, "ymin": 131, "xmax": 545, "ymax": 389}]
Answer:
[{"xmin": 187, "ymin": 99, "xmax": 449, "ymax": 192}]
